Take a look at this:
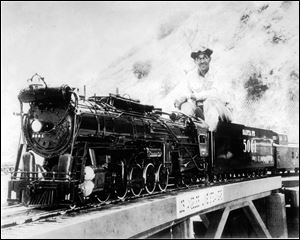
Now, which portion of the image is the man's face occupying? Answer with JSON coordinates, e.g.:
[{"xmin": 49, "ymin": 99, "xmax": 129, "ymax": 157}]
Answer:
[{"xmin": 195, "ymin": 54, "xmax": 211, "ymax": 72}]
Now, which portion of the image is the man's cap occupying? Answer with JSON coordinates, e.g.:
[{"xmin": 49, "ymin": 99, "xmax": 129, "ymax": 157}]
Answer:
[{"xmin": 191, "ymin": 47, "xmax": 213, "ymax": 59}]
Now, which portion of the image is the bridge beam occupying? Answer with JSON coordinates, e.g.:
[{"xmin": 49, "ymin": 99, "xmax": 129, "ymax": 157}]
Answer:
[{"xmin": 1, "ymin": 176, "xmax": 282, "ymax": 239}]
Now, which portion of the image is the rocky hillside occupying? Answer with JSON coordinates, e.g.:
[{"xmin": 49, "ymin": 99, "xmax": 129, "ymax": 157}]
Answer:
[{"xmin": 90, "ymin": 1, "xmax": 299, "ymax": 142}]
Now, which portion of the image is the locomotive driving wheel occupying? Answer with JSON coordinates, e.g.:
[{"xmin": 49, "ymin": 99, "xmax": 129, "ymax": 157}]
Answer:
[
  {"xmin": 143, "ymin": 163, "xmax": 156, "ymax": 194},
  {"xmin": 95, "ymin": 183, "xmax": 111, "ymax": 203},
  {"xmin": 182, "ymin": 172, "xmax": 193, "ymax": 187},
  {"xmin": 156, "ymin": 164, "xmax": 169, "ymax": 192},
  {"xmin": 129, "ymin": 164, "xmax": 143, "ymax": 197},
  {"xmin": 95, "ymin": 190, "xmax": 111, "ymax": 203},
  {"xmin": 114, "ymin": 161, "xmax": 128, "ymax": 200}
]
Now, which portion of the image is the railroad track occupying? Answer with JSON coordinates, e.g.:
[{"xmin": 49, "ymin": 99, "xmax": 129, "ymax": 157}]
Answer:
[
  {"xmin": 1, "ymin": 205, "xmax": 35, "ymax": 220},
  {"xmin": 0, "ymin": 175, "xmax": 270, "ymax": 231},
  {"xmin": 1, "ymin": 206, "xmax": 70, "ymax": 228},
  {"xmin": 1, "ymin": 183, "xmax": 205, "ymax": 229}
]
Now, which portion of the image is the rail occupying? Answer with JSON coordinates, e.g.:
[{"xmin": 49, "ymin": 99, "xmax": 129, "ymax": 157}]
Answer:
[{"xmin": 1, "ymin": 176, "xmax": 282, "ymax": 239}]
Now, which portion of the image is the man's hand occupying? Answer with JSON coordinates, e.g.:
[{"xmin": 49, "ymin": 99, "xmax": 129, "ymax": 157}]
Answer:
[
  {"xmin": 190, "ymin": 93, "xmax": 197, "ymax": 101},
  {"xmin": 174, "ymin": 96, "xmax": 188, "ymax": 109}
]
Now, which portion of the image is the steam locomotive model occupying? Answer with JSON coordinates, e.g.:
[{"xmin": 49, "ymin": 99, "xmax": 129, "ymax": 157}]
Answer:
[{"xmin": 7, "ymin": 75, "xmax": 299, "ymax": 207}]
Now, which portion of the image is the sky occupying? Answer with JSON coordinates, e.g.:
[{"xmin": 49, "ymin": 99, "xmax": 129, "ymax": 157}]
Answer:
[
  {"xmin": 1, "ymin": 1, "xmax": 227, "ymax": 106},
  {"xmin": 1, "ymin": 1, "xmax": 222, "ymax": 163},
  {"xmin": 1, "ymin": 1, "xmax": 218, "ymax": 86}
]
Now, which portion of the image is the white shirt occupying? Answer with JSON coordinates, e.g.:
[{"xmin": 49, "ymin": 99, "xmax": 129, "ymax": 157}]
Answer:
[
  {"xmin": 163, "ymin": 66, "xmax": 232, "ymax": 131},
  {"xmin": 185, "ymin": 68, "xmax": 218, "ymax": 100},
  {"xmin": 173, "ymin": 67, "xmax": 219, "ymax": 108}
]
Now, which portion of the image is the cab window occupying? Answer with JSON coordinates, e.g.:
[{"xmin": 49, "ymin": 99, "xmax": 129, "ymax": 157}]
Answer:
[{"xmin": 199, "ymin": 134, "xmax": 206, "ymax": 144}]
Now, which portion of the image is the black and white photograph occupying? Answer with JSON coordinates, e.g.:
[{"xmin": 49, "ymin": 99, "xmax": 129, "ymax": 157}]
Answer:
[{"xmin": 1, "ymin": 1, "xmax": 299, "ymax": 239}]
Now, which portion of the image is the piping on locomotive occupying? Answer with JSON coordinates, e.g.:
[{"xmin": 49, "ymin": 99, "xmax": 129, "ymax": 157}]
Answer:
[{"xmin": 7, "ymin": 74, "xmax": 299, "ymax": 207}]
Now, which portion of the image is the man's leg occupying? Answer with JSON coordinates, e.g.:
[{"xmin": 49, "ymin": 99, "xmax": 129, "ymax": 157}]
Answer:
[{"xmin": 195, "ymin": 106, "xmax": 205, "ymax": 120}]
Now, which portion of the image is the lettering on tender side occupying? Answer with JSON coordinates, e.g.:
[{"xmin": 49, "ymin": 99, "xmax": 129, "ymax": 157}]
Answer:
[
  {"xmin": 242, "ymin": 129, "xmax": 255, "ymax": 136},
  {"xmin": 176, "ymin": 186, "xmax": 224, "ymax": 218}
]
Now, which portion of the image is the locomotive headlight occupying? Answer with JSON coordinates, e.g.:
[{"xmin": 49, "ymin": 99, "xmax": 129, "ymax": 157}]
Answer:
[{"xmin": 31, "ymin": 119, "xmax": 43, "ymax": 132}]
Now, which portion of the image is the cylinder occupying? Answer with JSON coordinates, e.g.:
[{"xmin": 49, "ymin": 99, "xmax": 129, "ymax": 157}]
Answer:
[{"xmin": 22, "ymin": 152, "xmax": 36, "ymax": 179}]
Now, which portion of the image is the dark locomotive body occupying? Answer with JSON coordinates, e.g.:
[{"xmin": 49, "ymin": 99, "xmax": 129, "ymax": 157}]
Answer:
[
  {"xmin": 7, "ymin": 79, "xmax": 298, "ymax": 207},
  {"xmin": 213, "ymin": 122, "xmax": 276, "ymax": 176},
  {"xmin": 8, "ymin": 82, "xmax": 210, "ymax": 206}
]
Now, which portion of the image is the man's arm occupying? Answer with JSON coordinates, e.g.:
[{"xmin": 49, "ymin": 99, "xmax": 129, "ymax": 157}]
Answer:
[
  {"xmin": 191, "ymin": 87, "xmax": 219, "ymax": 101},
  {"xmin": 172, "ymin": 79, "xmax": 191, "ymax": 109}
]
